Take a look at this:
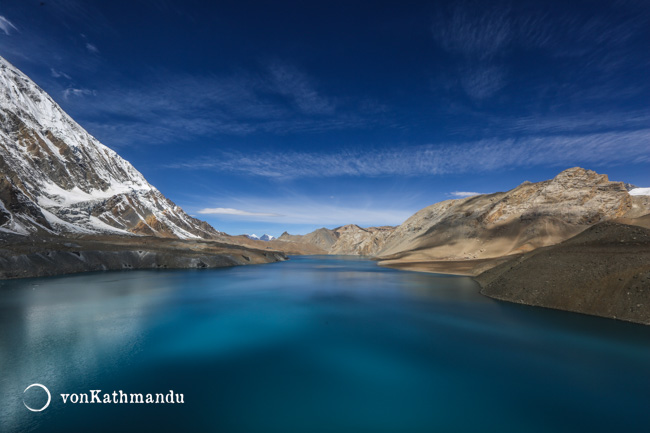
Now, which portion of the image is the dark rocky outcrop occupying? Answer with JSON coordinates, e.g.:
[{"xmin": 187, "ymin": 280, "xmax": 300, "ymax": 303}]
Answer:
[
  {"xmin": 0, "ymin": 233, "xmax": 286, "ymax": 279},
  {"xmin": 475, "ymin": 222, "xmax": 650, "ymax": 325}
]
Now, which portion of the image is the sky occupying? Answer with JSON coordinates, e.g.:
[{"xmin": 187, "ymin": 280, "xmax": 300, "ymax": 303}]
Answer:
[{"xmin": 1, "ymin": 0, "xmax": 649, "ymax": 236}]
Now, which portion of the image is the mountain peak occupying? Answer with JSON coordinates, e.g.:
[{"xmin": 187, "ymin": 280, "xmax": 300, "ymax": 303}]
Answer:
[
  {"xmin": 552, "ymin": 167, "xmax": 609, "ymax": 185},
  {"xmin": 0, "ymin": 55, "xmax": 223, "ymax": 239}
]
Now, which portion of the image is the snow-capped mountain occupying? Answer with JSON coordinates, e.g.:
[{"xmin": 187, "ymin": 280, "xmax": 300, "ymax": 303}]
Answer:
[
  {"xmin": 244, "ymin": 234, "xmax": 275, "ymax": 241},
  {"xmin": 0, "ymin": 55, "xmax": 222, "ymax": 239}
]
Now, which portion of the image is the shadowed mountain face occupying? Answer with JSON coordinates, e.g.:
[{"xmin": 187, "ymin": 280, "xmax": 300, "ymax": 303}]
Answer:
[
  {"xmin": 476, "ymin": 221, "xmax": 650, "ymax": 325},
  {"xmin": 279, "ymin": 167, "xmax": 649, "ymax": 262},
  {"xmin": 0, "ymin": 56, "xmax": 222, "ymax": 240}
]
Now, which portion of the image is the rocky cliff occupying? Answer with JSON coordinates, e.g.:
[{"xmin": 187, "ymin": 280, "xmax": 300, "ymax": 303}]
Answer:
[{"xmin": 0, "ymin": 55, "xmax": 223, "ymax": 240}]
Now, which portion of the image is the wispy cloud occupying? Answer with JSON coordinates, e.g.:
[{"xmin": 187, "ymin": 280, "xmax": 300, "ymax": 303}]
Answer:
[
  {"xmin": 450, "ymin": 191, "xmax": 481, "ymax": 198},
  {"xmin": 51, "ymin": 68, "xmax": 71, "ymax": 79},
  {"xmin": 267, "ymin": 62, "xmax": 335, "ymax": 115},
  {"xmin": 196, "ymin": 200, "xmax": 412, "ymax": 227},
  {"xmin": 432, "ymin": 1, "xmax": 512, "ymax": 60},
  {"xmin": 197, "ymin": 208, "xmax": 282, "ymax": 217},
  {"xmin": 460, "ymin": 65, "xmax": 506, "ymax": 100},
  {"xmin": 0, "ymin": 15, "xmax": 18, "ymax": 35},
  {"xmin": 85, "ymin": 42, "xmax": 99, "ymax": 53},
  {"xmin": 432, "ymin": 1, "xmax": 512, "ymax": 101},
  {"xmin": 430, "ymin": 0, "xmax": 650, "ymax": 103},
  {"xmin": 61, "ymin": 63, "xmax": 377, "ymax": 146},
  {"xmin": 169, "ymin": 128, "xmax": 650, "ymax": 179},
  {"xmin": 505, "ymin": 111, "xmax": 650, "ymax": 135},
  {"xmin": 63, "ymin": 87, "xmax": 96, "ymax": 99}
]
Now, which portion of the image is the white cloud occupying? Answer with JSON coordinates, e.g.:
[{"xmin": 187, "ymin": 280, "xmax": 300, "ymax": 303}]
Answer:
[
  {"xmin": 63, "ymin": 88, "xmax": 96, "ymax": 99},
  {"xmin": 85, "ymin": 42, "xmax": 99, "ymax": 53},
  {"xmin": 450, "ymin": 191, "xmax": 481, "ymax": 198},
  {"xmin": 168, "ymin": 128, "xmax": 650, "ymax": 179},
  {"xmin": 60, "ymin": 64, "xmax": 373, "ymax": 147},
  {"xmin": 198, "ymin": 202, "xmax": 412, "ymax": 227},
  {"xmin": 0, "ymin": 15, "xmax": 18, "ymax": 35},
  {"xmin": 197, "ymin": 208, "xmax": 282, "ymax": 217}
]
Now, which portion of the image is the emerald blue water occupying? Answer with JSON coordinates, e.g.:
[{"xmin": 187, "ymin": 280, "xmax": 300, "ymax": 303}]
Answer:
[{"xmin": 0, "ymin": 256, "xmax": 649, "ymax": 433}]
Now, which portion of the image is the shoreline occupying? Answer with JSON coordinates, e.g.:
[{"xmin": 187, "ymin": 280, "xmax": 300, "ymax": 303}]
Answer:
[
  {"xmin": 377, "ymin": 255, "xmax": 521, "ymax": 277},
  {"xmin": 383, "ymin": 257, "xmax": 650, "ymax": 327},
  {"xmin": 377, "ymin": 222, "xmax": 650, "ymax": 326},
  {"xmin": 0, "ymin": 234, "xmax": 287, "ymax": 280},
  {"xmin": 2, "ymin": 235, "xmax": 648, "ymax": 327}
]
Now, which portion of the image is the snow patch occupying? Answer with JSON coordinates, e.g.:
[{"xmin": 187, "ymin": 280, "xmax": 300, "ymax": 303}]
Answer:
[
  {"xmin": 0, "ymin": 54, "xmax": 221, "ymax": 239},
  {"xmin": 629, "ymin": 188, "xmax": 650, "ymax": 196}
]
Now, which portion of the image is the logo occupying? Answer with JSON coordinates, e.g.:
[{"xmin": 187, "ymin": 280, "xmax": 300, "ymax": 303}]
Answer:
[
  {"xmin": 23, "ymin": 384, "xmax": 51, "ymax": 412},
  {"xmin": 23, "ymin": 384, "xmax": 184, "ymax": 411}
]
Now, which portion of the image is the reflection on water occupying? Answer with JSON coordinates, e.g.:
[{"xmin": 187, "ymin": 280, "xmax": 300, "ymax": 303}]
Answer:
[{"xmin": 0, "ymin": 256, "xmax": 649, "ymax": 433}]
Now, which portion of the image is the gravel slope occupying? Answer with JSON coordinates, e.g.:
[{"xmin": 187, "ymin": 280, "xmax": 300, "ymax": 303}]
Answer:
[{"xmin": 475, "ymin": 221, "xmax": 650, "ymax": 325}]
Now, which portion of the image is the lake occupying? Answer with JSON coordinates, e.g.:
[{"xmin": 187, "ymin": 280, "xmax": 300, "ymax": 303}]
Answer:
[{"xmin": 1, "ymin": 256, "xmax": 649, "ymax": 433}]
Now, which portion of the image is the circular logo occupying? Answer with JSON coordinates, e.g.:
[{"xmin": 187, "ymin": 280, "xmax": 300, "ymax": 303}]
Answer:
[{"xmin": 23, "ymin": 384, "xmax": 51, "ymax": 412}]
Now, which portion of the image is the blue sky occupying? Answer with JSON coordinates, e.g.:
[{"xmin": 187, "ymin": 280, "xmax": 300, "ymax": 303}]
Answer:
[{"xmin": 1, "ymin": 0, "xmax": 649, "ymax": 236}]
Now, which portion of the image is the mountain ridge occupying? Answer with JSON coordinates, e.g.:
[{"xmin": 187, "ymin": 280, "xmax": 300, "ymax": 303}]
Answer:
[
  {"xmin": 0, "ymin": 55, "xmax": 223, "ymax": 240},
  {"xmin": 0, "ymin": 55, "xmax": 287, "ymax": 277},
  {"xmin": 277, "ymin": 167, "xmax": 649, "ymax": 263}
]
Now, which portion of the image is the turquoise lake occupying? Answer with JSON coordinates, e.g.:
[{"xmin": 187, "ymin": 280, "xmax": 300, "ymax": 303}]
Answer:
[{"xmin": 1, "ymin": 255, "xmax": 649, "ymax": 433}]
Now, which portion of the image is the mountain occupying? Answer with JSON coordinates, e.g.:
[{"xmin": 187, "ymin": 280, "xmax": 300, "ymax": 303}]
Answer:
[
  {"xmin": 0, "ymin": 55, "xmax": 222, "ymax": 240},
  {"xmin": 273, "ymin": 167, "xmax": 650, "ymax": 323},
  {"xmin": 377, "ymin": 167, "xmax": 645, "ymax": 265},
  {"xmin": 0, "ymin": 56, "xmax": 287, "ymax": 278},
  {"xmin": 279, "ymin": 168, "xmax": 650, "ymax": 266},
  {"xmin": 277, "ymin": 225, "xmax": 395, "ymax": 255},
  {"xmin": 245, "ymin": 234, "xmax": 276, "ymax": 241},
  {"xmin": 476, "ymin": 220, "xmax": 650, "ymax": 325}
]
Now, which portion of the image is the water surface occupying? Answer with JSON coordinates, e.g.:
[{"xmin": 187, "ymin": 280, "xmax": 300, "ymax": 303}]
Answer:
[{"xmin": 1, "ymin": 256, "xmax": 648, "ymax": 432}]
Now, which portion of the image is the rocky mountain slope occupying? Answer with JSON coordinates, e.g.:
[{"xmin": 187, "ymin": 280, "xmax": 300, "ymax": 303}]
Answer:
[
  {"xmin": 281, "ymin": 168, "xmax": 649, "ymax": 267},
  {"xmin": 476, "ymin": 220, "xmax": 650, "ymax": 325},
  {"xmin": 277, "ymin": 224, "xmax": 395, "ymax": 255},
  {"xmin": 0, "ymin": 55, "xmax": 222, "ymax": 240},
  {"xmin": 377, "ymin": 167, "xmax": 642, "ymax": 265}
]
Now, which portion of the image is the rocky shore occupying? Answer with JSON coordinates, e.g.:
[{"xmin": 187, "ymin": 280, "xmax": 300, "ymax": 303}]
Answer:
[
  {"xmin": 475, "ymin": 221, "xmax": 650, "ymax": 325},
  {"xmin": 273, "ymin": 168, "xmax": 650, "ymax": 325},
  {"xmin": 0, "ymin": 233, "xmax": 287, "ymax": 279}
]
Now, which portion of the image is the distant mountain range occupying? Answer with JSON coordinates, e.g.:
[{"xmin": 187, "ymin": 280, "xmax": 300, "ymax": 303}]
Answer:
[
  {"xmin": 278, "ymin": 167, "xmax": 650, "ymax": 261},
  {"xmin": 245, "ymin": 234, "xmax": 276, "ymax": 241}
]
